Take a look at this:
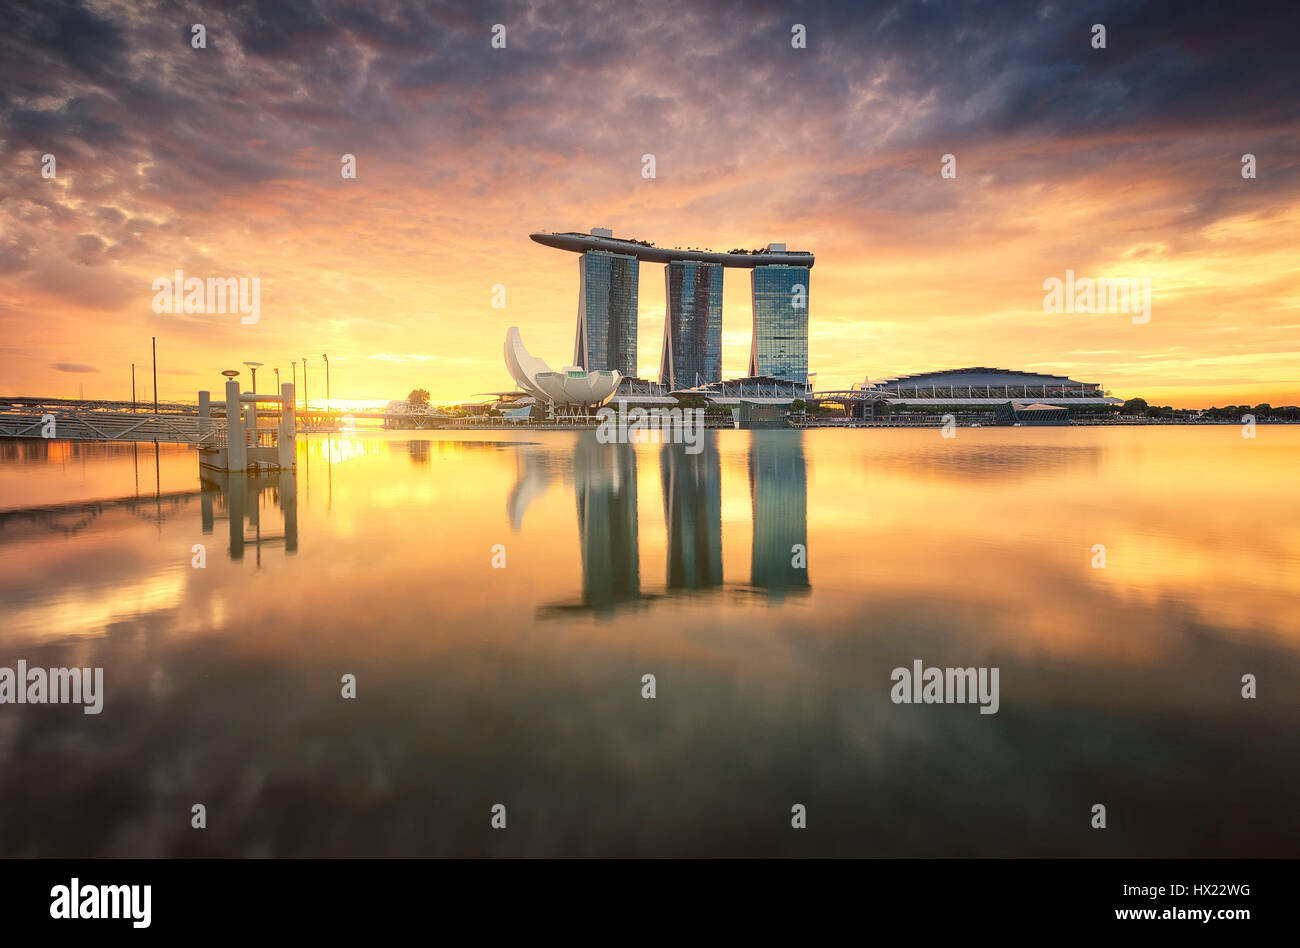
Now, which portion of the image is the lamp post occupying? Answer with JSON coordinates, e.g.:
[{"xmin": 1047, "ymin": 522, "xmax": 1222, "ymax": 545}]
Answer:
[
  {"xmin": 243, "ymin": 361, "xmax": 263, "ymax": 395},
  {"xmin": 301, "ymin": 356, "xmax": 308, "ymax": 411},
  {"xmin": 322, "ymin": 353, "xmax": 330, "ymax": 413},
  {"xmin": 291, "ymin": 361, "xmax": 297, "ymax": 406},
  {"xmin": 274, "ymin": 367, "xmax": 280, "ymax": 394}
]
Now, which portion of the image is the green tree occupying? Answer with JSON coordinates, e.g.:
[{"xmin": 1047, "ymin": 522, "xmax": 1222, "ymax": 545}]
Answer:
[
  {"xmin": 407, "ymin": 388, "xmax": 430, "ymax": 408},
  {"xmin": 1120, "ymin": 397, "xmax": 1148, "ymax": 415}
]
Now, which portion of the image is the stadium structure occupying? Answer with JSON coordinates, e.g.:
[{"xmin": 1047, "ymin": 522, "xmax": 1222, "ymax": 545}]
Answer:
[{"xmin": 816, "ymin": 367, "xmax": 1122, "ymax": 421}]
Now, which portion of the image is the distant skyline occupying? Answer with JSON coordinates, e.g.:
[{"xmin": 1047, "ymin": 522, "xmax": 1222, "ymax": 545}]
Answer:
[{"xmin": 1, "ymin": 0, "xmax": 1298, "ymax": 408}]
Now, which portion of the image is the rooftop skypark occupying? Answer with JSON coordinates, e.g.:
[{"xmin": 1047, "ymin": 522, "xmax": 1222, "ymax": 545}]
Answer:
[{"xmin": 530, "ymin": 230, "xmax": 815, "ymax": 268}]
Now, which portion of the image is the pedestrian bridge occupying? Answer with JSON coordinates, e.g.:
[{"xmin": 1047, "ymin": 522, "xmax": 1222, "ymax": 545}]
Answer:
[{"xmin": 0, "ymin": 399, "xmax": 224, "ymax": 445}]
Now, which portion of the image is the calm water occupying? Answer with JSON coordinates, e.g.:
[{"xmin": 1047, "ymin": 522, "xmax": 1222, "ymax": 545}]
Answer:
[{"xmin": 0, "ymin": 427, "xmax": 1297, "ymax": 857}]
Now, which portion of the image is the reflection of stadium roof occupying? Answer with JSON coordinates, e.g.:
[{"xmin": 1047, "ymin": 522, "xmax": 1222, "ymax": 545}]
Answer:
[{"xmin": 503, "ymin": 327, "xmax": 620, "ymax": 406}]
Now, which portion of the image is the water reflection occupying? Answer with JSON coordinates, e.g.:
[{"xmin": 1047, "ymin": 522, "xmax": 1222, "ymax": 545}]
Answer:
[
  {"xmin": 748, "ymin": 433, "xmax": 810, "ymax": 598},
  {"xmin": 2, "ymin": 428, "xmax": 1298, "ymax": 857},
  {"xmin": 573, "ymin": 439, "xmax": 641, "ymax": 614},
  {"xmin": 532, "ymin": 432, "xmax": 811, "ymax": 615},
  {"xmin": 662, "ymin": 441, "xmax": 722, "ymax": 590},
  {"xmin": 199, "ymin": 470, "xmax": 298, "ymax": 562}
]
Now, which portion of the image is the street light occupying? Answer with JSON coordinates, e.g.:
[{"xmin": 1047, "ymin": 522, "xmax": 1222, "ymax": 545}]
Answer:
[
  {"xmin": 274, "ymin": 367, "xmax": 280, "ymax": 394},
  {"xmin": 322, "ymin": 353, "xmax": 330, "ymax": 413},
  {"xmin": 291, "ymin": 361, "xmax": 297, "ymax": 407},
  {"xmin": 301, "ymin": 356, "xmax": 308, "ymax": 411},
  {"xmin": 243, "ymin": 361, "xmax": 264, "ymax": 394}
]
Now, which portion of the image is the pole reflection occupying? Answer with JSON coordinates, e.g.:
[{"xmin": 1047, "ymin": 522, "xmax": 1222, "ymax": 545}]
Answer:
[{"xmin": 200, "ymin": 470, "xmax": 298, "ymax": 563}]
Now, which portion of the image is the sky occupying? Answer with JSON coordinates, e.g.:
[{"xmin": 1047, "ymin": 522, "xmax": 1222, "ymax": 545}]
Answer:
[{"xmin": 1, "ymin": 0, "xmax": 1297, "ymax": 409}]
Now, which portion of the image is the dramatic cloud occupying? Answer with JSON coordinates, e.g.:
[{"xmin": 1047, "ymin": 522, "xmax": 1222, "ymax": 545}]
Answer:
[{"xmin": 0, "ymin": 0, "xmax": 1297, "ymax": 406}]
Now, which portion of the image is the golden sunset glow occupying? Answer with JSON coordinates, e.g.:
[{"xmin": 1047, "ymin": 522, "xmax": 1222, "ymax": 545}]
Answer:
[{"xmin": 2, "ymin": 4, "xmax": 1296, "ymax": 409}]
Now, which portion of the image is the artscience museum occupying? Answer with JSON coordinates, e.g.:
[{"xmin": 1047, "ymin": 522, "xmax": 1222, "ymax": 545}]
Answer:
[{"xmin": 503, "ymin": 326, "xmax": 621, "ymax": 411}]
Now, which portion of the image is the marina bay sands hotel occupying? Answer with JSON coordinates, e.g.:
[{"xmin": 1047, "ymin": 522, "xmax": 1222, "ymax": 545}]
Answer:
[{"xmin": 529, "ymin": 229, "xmax": 814, "ymax": 390}]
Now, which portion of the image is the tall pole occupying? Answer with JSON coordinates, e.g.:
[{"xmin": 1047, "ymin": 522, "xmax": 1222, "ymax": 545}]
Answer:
[
  {"xmin": 291, "ymin": 361, "xmax": 297, "ymax": 407},
  {"xmin": 131, "ymin": 363, "xmax": 136, "ymax": 413},
  {"xmin": 274, "ymin": 367, "xmax": 280, "ymax": 394},
  {"xmin": 302, "ymin": 356, "xmax": 308, "ymax": 411},
  {"xmin": 151, "ymin": 336, "xmax": 158, "ymax": 416},
  {"xmin": 322, "ymin": 353, "xmax": 330, "ymax": 413}
]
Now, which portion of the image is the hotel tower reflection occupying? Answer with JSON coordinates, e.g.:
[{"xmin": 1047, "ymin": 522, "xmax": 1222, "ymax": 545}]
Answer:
[
  {"xmin": 661, "ymin": 441, "xmax": 723, "ymax": 590},
  {"xmin": 535, "ymin": 432, "xmax": 809, "ymax": 614},
  {"xmin": 573, "ymin": 438, "xmax": 641, "ymax": 612},
  {"xmin": 748, "ymin": 432, "xmax": 809, "ymax": 597}
]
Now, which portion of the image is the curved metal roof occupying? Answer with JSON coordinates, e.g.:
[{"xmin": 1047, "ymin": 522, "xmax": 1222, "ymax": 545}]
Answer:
[
  {"xmin": 530, "ymin": 232, "xmax": 815, "ymax": 268},
  {"xmin": 872, "ymin": 367, "xmax": 1098, "ymax": 387}
]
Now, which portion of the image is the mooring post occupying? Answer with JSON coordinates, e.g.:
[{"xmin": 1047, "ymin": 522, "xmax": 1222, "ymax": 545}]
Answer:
[
  {"xmin": 225, "ymin": 379, "xmax": 246, "ymax": 472},
  {"xmin": 278, "ymin": 382, "xmax": 296, "ymax": 470},
  {"xmin": 198, "ymin": 390, "xmax": 211, "ymax": 440}
]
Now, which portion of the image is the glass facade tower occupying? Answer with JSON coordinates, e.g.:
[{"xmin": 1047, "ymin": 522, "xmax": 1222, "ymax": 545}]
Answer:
[
  {"xmin": 660, "ymin": 260, "xmax": 723, "ymax": 390},
  {"xmin": 574, "ymin": 250, "xmax": 639, "ymax": 376},
  {"xmin": 748, "ymin": 265, "xmax": 810, "ymax": 383}
]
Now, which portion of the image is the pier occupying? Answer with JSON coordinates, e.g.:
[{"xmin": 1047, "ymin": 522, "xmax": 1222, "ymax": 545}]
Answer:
[
  {"xmin": 195, "ymin": 380, "xmax": 297, "ymax": 473},
  {"xmin": 0, "ymin": 381, "xmax": 298, "ymax": 473}
]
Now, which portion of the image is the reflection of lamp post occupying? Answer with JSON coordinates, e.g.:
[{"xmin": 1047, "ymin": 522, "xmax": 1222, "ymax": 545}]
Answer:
[
  {"xmin": 243, "ymin": 361, "xmax": 263, "ymax": 394},
  {"xmin": 322, "ymin": 353, "xmax": 330, "ymax": 413}
]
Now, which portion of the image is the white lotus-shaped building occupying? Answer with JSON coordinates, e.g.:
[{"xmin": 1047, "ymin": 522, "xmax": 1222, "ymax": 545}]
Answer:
[{"xmin": 504, "ymin": 326, "xmax": 620, "ymax": 407}]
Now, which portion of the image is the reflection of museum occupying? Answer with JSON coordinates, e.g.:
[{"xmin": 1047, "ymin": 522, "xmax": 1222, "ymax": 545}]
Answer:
[{"xmin": 525, "ymin": 433, "xmax": 809, "ymax": 616}]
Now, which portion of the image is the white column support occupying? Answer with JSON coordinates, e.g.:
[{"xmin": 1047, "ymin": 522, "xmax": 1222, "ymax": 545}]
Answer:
[
  {"xmin": 278, "ymin": 382, "xmax": 296, "ymax": 470},
  {"xmin": 225, "ymin": 379, "xmax": 246, "ymax": 472}
]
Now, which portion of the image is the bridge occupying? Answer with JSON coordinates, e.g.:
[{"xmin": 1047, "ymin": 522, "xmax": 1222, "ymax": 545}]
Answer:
[
  {"xmin": 0, "ymin": 397, "xmax": 225, "ymax": 445},
  {"xmin": 0, "ymin": 382, "xmax": 299, "ymax": 474},
  {"xmin": 0, "ymin": 396, "xmax": 425, "ymax": 438}
]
